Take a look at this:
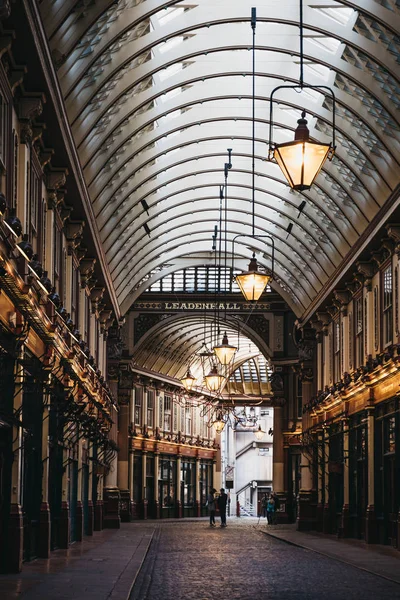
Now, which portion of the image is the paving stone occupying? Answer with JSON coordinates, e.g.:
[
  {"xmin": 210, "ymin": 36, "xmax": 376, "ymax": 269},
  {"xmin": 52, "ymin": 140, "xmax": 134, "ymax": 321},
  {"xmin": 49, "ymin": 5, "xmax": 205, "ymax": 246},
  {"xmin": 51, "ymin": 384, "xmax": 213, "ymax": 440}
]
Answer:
[{"xmin": 130, "ymin": 518, "xmax": 400, "ymax": 600}]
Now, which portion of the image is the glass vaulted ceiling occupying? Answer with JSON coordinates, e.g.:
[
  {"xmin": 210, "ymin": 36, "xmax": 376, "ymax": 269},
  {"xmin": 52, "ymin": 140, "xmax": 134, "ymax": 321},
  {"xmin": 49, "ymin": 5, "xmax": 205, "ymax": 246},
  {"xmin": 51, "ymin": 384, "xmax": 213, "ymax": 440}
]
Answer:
[{"xmin": 41, "ymin": 0, "xmax": 400, "ymax": 318}]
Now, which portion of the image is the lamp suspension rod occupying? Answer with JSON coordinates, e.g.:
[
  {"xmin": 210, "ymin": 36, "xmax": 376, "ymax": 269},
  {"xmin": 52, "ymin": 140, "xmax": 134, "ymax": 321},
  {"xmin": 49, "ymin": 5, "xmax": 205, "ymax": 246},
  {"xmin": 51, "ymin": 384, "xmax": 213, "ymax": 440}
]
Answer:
[
  {"xmin": 224, "ymin": 148, "xmax": 232, "ymax": 320},
  {"xmin": 299, "ymin": 0, "xmax": 304, "ymax": 88},
  {"xmin": 251, "ymin": 7, "xmax": 256, "ymax": 238}
]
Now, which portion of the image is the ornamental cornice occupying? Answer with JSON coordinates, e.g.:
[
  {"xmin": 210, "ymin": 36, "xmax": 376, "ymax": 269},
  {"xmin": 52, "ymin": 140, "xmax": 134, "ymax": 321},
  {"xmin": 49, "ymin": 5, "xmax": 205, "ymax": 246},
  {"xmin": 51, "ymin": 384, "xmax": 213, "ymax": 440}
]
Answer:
[{"xmin": 333, "ymin": 290, "xmax": 351, "ymax": 306}]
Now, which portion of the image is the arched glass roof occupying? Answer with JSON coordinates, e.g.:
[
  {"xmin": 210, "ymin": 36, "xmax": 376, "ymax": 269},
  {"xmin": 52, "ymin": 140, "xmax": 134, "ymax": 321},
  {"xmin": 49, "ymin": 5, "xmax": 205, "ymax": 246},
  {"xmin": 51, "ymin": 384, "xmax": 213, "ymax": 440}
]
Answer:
[{"xmin": 40, "ymin": 0, "xmax": 400, "ymax": 318}]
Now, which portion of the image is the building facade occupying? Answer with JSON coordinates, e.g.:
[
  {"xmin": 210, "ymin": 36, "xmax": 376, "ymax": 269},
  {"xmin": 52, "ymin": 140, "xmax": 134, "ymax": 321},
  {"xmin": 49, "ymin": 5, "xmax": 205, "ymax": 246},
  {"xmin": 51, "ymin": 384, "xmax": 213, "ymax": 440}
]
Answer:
[
  {"xmin": 0, "ymin": 0, "xmax": 399, "ymax": 576},
  {"xmin": 0, "ymin": 4, "xmax": 117, "ymax": 573}
]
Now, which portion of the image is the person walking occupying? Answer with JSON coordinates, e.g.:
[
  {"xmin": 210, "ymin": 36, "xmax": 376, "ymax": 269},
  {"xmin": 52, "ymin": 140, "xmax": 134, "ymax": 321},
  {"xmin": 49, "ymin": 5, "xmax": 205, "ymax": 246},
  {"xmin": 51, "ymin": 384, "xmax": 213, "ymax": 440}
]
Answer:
[
  {"xmin": 217, "ymin": 487, "xmax": 228, "ymax": 527},
  {"xmin": 266, "ymin": 494, "xmax": 275, "ymax": 525},
  {"xmin": 261, "ymin": 493, "xmax": 268, "ymax": 518},
  {"xmin": 207, "ymin": 488, "xmax": 216, "ymax": 527}
]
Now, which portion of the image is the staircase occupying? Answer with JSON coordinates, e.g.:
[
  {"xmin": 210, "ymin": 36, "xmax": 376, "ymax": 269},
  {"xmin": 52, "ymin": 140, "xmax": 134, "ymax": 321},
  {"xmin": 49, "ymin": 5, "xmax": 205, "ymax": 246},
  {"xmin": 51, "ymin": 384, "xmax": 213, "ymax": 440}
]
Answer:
[
  {"xmin": 236, "ymin": 482, "xmax": 257, "ymax": 517},
  {"xmin": 239, "ymin": 499, "xmax": 256, "ymax": 517}
]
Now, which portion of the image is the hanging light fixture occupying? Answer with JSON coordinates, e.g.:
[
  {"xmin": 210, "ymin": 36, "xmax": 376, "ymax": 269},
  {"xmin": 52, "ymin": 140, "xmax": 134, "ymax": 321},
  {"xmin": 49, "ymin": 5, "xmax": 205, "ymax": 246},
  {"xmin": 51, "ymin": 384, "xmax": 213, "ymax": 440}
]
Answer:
[
  {"xmin": 267, "ymin": 0, "xmax": 335, "ymax": 189},
  {"xmin": 236, "ymin": 253, "xmax": 272, "ymax": 302},
  {"xmin": 181, "ymin": 367, "xmax": 196, "ymax": 391},
  {"xmin": 204, "ymin": 364, "xmax": 225, "ymax": 392},
  {"xmin": 213, "ymin": 331, "xmax": 237, "ymax": 365},
  {"xmin": 233, "ymin": 9, "xmax": 274, "ymax": 302},
  {"xmin": 213, "ymin": 410, "xmax": 226, "ymax": 434},
  {"xmin": 254, "ymin": 424, "xmax": 265, "ymax": 441}
]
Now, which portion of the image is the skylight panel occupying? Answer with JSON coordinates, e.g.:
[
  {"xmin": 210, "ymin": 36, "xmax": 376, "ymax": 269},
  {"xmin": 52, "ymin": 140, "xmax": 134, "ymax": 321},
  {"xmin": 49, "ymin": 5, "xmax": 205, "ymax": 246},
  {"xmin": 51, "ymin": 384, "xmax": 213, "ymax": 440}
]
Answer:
[
  {"xmin": 159, "ymin": 37, "xmax": 184, "ymax": 54},
  {"xmin": 312, "ymin": 5, "xmax": 354, "ymax": 26},
  {"xmin": 307, "ymin": 36, "xmax": 341, "ymax": 55},
  {"xmin": 159, "ymin": 63, "xmax": 183, "ymax": 82},
  {"xmin": 157, "ymin": 6, "xmax": 185, "ymax": 27}
]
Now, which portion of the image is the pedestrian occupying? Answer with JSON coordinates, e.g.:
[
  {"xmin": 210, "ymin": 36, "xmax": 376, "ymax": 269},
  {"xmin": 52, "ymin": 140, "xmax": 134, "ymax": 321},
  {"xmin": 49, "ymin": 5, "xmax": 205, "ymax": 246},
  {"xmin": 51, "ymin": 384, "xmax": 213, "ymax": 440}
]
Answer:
[
  {"xmin": 261, "ymin": 493, "xmax": 268, "ymax": 518},
  {"xmin": 266, "ymin": 494, "xmax": 275, "ymax": 525},
  {"xmin": 217, "ymin": 487, "xmax": 228, "ymax": 527},
  {"xmin": 207, "ymin": 487, "xmax": 216, "ymax": 527},
  {"xmin": 272, "ymin": 493, "xmax": 280, "ymax": 524}
]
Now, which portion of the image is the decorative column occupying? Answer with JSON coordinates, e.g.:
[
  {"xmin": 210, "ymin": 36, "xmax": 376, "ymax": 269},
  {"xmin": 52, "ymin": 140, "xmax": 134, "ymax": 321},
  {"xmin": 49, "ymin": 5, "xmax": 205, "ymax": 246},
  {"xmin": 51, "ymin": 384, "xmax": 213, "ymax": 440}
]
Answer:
[
  {"xmin": 75, "ymin": 437, "xmax": 84, "ymax": 542},
  {"xmin": 322, "ymin": 426, "xmax": 332, "ymax": 534},
  {"xmin": 154, "ymin": 452, "xmax": 160, "ymax": 519},
  {"xmin": 176, "ymin": 454, "xmax": 182, "ymax": 518},
  {"xmin": 103, "ymin": 396, "xmax": 120, "ymax": 529},
  {"xmin": 117, "ymin": 392, "xmax": 131, "ymax": 522},
  {"xmin": 128, "ymin": 386, "xmax": 136, "ymax": 517},
  {"xmin": 8, "ymin": 351, "xmax": 24, "ymax": 571},
  {"xmin": 272, "ymin": 395, "xmax": 288, "ymax": 522},
  {"xmin": 141, "ymin": 451, "xmax": 148, "ymax": 519},
  {"xmin": 38, "ymin": 383, "xmax": 51, "ymax": 557},
  {"xmin": 195, "ymin": 457, "xmax": 201, "ymax": 517},
  {"xmin": 315, "ymin": 428, "xmax": 324, "ymax": 532},
  {"xmin": 59, "ymin": 442, "xmax": 70, "ymax": 548},
  {"xmin": 365, "ymin": 400, "xmax": 377, "ymax": 543},
  {"xmin": 297, "ymin": 364, "xmax": 317, "ymax": 531},
  {"xmin": 87, "ymin": 440, "xmax": 94, "ymax": 536},
  {"xmin": 341, "ymin": 417, "xmax": 350, "ymax": 537}
]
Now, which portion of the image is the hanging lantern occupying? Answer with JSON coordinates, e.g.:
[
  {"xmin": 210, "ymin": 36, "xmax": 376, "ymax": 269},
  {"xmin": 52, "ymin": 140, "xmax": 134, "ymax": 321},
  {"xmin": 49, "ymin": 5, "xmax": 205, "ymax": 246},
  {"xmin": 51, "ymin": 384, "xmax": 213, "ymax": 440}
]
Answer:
[
  {"xmin": 254, "ymin": 425, "xmax": 265, "ymax": 440},
  {"xmin": 214, "ymin": 411, "xmax": 226, "ymax": 434},
  {"xmin": 235, "ymin": 254, "xmax": 271, "ymax": 301},
  {"xmin": 181, "ymin": 368, "xmax": 196, "ymax": 391},
  {"xmin": 271, "ymin": 111, "xmax": 333, "ymax": 191},
  {"xmin": 213, "ymin": 332, "xmax": 237, "ymax": 365},
  {"xmin": 204, "ymin": 365, "xmax": 225, "ymax": 392}
]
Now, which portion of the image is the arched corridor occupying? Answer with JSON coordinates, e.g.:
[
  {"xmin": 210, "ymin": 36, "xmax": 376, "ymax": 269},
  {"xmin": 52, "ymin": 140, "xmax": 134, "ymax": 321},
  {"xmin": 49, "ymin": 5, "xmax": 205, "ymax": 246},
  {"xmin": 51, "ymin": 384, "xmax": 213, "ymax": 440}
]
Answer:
[{"xmin": 0, "ymin": 0, "xmax": 400, "ymax": 591}]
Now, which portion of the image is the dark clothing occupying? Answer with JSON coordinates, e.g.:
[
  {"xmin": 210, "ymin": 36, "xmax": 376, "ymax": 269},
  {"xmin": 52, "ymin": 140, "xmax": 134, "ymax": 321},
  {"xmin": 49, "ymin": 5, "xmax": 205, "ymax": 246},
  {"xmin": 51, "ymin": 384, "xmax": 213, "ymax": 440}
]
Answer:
[
  {"xmin": 217, "ymin": 492, "xmax": 228, "ymax": 526},
  {"xmin": 207, "ymin": 492, "xmax": 216, "ymax": 525}
]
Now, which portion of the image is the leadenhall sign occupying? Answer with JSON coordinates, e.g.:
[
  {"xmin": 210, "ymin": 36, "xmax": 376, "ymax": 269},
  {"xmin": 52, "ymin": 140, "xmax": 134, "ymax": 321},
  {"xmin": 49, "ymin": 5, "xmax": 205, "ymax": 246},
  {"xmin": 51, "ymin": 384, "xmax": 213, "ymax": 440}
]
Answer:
[{"xmin": 132, "ymin": 301, "xmax": 271, "ymax": 311}]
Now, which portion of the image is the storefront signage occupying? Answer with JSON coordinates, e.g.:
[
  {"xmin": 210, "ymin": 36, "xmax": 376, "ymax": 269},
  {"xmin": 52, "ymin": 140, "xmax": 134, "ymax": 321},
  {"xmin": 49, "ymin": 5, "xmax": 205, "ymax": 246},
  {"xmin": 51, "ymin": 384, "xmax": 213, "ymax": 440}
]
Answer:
[{"xmin": 133, "ymin": 301, "xmax": 270, "ymax": 311}]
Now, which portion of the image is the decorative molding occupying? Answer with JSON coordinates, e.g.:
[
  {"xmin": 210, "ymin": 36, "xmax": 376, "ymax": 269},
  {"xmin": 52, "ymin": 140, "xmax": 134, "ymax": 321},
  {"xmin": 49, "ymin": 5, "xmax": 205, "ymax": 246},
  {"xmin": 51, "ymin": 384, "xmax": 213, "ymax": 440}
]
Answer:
[
  {"xmin": 18, "ymin": 94, "xmax": 44, "ymax": 121},
  {"xmin": 356, "ymin": 260, "xmax": 376, "ymax": 282},
  {"xmin": 333, "ymin": 290, "xmax": 351, "ymax": 306},
  {"xmin": 46, "ymin": 167, "xmax": 68, "ymax": 192},
  {"xmin": 79, "ymin": 258, "xmax": 96, "ymax": 288},
  {"xmin": 65, "ymin": 219, "xmax": 84, "ymax": 252}
]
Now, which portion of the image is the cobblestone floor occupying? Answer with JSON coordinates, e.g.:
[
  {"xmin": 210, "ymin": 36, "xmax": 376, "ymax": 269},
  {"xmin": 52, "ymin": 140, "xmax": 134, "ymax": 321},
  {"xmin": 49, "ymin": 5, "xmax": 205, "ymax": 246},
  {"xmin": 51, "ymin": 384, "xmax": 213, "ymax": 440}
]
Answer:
[{"xmin": 130, "ymin": 519, "xmax": 400, "ymax": 600}]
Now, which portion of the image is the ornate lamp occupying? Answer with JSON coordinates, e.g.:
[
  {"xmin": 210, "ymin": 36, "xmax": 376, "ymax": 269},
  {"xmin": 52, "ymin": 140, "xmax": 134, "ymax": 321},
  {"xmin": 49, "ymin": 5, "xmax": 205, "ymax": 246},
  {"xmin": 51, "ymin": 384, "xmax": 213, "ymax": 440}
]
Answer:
[
  {"xmin": 271, "ymin": 111, "xmax": 333, "ymax": 191},
  {"xmin": 181, "ymin": 367, "xmax": 196, "ymax": 391},
  {"xmin": 235, "ymin": 253, "xmax": 272, "ymax": 302},
  {"xmin": 213, "ymin": 331, "xmax": 237, "ymax": 365},
  {"xmin": 213, "ymin": 410, "xmax": 226, "ymax": 434},
  {"xmin": 267, "ymin": 0, "xmax": 336, "ymax": 189},
  {"xmin": 204, "ymin": 365, "xmax": 225, "ymax": 392}
]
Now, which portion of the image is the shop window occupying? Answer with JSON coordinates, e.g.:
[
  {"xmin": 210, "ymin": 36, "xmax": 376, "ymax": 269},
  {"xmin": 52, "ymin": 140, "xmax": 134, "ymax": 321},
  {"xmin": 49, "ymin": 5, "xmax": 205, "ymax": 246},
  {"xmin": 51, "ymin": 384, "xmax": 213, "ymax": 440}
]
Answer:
[
  {"xmin": 159, "ymin": 394, "xmax": 163, "ymax": 428},
  {"xmin": 185, "ymin": 402, "xmax": 192, "ymax": 435},
  {"xmin": 355, "ymin": 296, "xmax": 363, "ymax": 368},
  {"xmin": 173, "ymin": 401, "xmax": 178, "ymax": 431},
  {"xmin": 181, "ymin": 460, "xmax": 196, "ymax": 507},
  {"xmin": 133, "ymin": 455, "xmax": 142, "ymax": 503},
  {"xmin": 296, "ymin": 377, "xmax": 302, "ymax": 419},
  {"xmin": 333, "ymin": 319, "xmax": 340, "ymax": 382},
  {"xmin": 134, "ymin": 387, "xmax": 142, "ymax": 426},
  {"xmin": 374, "ymin": 286, "xmax": 379, "ymax": 351},
  {"xmin": 164, "ymin": 395, "xmax": 172, "ymax": 431},
  {"xmin": 159, "ymin": 456, "xmax": 176, "ymax": 508},
  {"xmin": 146, "ymin": 455, "xmax": 154, "ymax": 502},
  {"xmin": 348, "ymin": 312, "xmax": 353, "ymax": 370},
  {"xmin": 383, "ymin": 266, "xmax": 393, "ymax": 347},
  {"xmin": 384, "ymin": 416, "xmax": 396, "ymax": 454},
  {"xmin": 147, "ymin": 390, "xmax": 154, "ymax": 428},
  {"xmin": 29, "ymin": 162, "xmax": 41, "ymax": 256}
]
